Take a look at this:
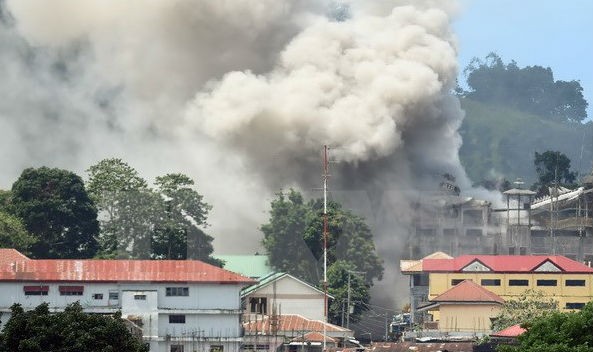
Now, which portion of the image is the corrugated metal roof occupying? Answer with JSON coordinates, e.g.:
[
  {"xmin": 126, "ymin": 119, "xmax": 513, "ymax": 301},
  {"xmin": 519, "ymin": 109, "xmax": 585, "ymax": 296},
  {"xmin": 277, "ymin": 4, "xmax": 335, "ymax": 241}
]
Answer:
[
  {"xmin": 0, "ymin": 248, "xmax": 30, "ymax": 264},
  {"xmin": 292, "ymin": 332, "xmax": 336, "ymax": 343},
  {"xmin": 213, "ymin": 254, "xmax": 272, "ymax": 279},
  {"xmin": 491, "ymin": 324, "xmax": 526, "ymax": 338},
  {"xmin": 422, "ymin": 255, "xmax": 593, "ymax": 273},
  {"xmin": 0, "ymin": 249, "xmax": 255, "ymax": 284},
  {"xmin": 243, "ymin": 314, "xmax": 350, "ymax": 334},
  {"xmin": 432, "ymin": 280, "xmax": 504, "ymax": 304},
  {"xmin": 241, "ymin": 272, "xmax": 329, "ymax": 298}
]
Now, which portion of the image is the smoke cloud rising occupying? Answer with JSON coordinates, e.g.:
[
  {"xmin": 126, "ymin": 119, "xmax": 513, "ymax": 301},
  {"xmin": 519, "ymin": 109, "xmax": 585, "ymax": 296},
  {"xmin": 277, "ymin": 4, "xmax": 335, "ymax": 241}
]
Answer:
[{"xmin": 0, "ymin": 0, "xmax": 495, "ymax": 306}]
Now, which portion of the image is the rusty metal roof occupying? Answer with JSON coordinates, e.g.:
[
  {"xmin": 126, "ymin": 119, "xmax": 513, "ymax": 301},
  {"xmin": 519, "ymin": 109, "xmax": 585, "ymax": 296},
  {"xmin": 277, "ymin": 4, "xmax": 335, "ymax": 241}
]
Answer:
[
  {"xmin": 243, "ymin": 314, "xmax": 350, "ymax": 335},
  {"xmin": 0, "ymin": 248, "xmax": 254, "ymax": 284},
  {"xmin": 491, "ymin": 324, "xmax": 526, "ymax": 338}
]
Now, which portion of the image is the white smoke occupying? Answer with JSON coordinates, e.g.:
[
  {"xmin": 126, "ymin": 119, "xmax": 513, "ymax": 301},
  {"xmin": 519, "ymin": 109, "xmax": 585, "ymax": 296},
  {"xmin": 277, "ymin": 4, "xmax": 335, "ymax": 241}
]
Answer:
[{"xmin": 0, "ymin": 0, "xmax": 494, "ymax": 307}]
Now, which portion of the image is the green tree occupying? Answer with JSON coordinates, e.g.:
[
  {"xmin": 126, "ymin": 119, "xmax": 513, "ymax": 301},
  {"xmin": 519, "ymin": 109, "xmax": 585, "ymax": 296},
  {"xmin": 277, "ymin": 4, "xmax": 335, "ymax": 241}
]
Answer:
[
  {"xmin": 464, "ymin": 53, "xmax": 588, "ymax": 122},
  {"xmin": 152, "ymin": 173, "xmax": 220, "ymax": 265},
  {"xmin": 491, "ymin": 289, "xmax": 558, "ymax": 332},
  {"xmin": 0, "ymin": 212, "xmax": 36, "ymax": 255},
  {"xmin": 532, "ymin": 150, "xmax": 577, "ymax": 196},
  {"xmin": 498, "ymin": 302, "xmax": 593, "ymax": 352},
  {"xmin": 9, "ymin": 167, "xmax": 99, "ymax": 259},
  {"xmin": 86, "ymin": 158, "xmax": 158, "ymax": 258},
  {"xmin": 0, "ymin": 302, "xmax": 149, "ymax": 352},
  {"xmin": 261, "ymin": 189, "xmax": 383, "ymax": 324},
  {"xmin": 327, "ymin": 260, "xmax": 370, "ymax": 325}
]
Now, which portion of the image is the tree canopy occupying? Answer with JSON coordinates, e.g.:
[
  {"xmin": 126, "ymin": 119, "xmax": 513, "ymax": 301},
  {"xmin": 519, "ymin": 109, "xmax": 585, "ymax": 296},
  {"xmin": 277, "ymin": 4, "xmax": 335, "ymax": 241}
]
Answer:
[
  {"xmin": 464, "ymin": 53, "xmax": 588, "ymax": 122},
  {"xmin": 491, "ymin": 289, "xmax": 558, "ymax": 332},
  {"xmin": 0, "ymin": 211, "xmax": 36, "ymax": 255},
  {"xmin": 9, "ymin": 167, "xmax": 99, "ymax": 259},
  {"xmin": 86, "ymin": 158, "xmax": 158, "ymax": 258},
  {"xmin": 0, "ymin": 302, "xmax": 149, "ymax": 352},
  {"xmin": 86, "ymin": 158, "xmax": 220, "ymax": 264},
  {"xmin": 498, "ymin": 302, "xmax": 593, "ymax": 352},
  {"xmin": 532, "ymin": 150, "xmax": 577, "ymax": 196},
  {"xmin": 261, "ymin": 189, "xmax": 383, "ymax": 324}
]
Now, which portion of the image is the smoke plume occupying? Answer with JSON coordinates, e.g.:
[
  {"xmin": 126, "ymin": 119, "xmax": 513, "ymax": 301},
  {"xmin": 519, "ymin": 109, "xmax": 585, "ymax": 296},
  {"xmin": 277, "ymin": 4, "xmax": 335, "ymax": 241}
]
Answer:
[{"xmin": 0, "ymin": 0, "xmax": 494, "ymax": 307}]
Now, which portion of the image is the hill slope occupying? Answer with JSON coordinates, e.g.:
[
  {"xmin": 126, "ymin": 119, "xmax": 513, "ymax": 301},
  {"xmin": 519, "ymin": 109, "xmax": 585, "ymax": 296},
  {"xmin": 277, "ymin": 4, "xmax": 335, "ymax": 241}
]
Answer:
[{"xmin": 459, "ymin": 98, "xmax": 593, "ymax": 185}]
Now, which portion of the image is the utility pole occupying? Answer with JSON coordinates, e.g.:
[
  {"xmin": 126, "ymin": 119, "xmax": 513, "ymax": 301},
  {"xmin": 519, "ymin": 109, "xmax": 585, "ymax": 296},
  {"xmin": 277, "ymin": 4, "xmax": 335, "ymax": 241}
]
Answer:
[
  {"xmin": 346, "ymin": 270, "xmax": 365, "ymax": 329},
  {"xmin": 322, "ymin": 145, "xmax": 330, "ymax": 352}
]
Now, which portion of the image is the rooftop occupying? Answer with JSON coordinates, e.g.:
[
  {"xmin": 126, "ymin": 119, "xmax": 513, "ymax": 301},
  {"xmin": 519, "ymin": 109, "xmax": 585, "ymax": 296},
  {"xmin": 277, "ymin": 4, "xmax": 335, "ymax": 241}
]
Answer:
[
  {"xmin": 432, "ymin": 280, "xmax": 504, "ymax": 304},
  {"xmin": 0, "ymin": 248, "xmax": 255, "ymax": 284},
  {"xmin": 213, "ymin": 254, "xmax": 272, "ymax": 279},
  {"xmin": 422, "ymin": 254, "xmax": 593, "ymax": 273},
  {"xmin": 243, "ymin": 314, "xmax": 350, "ymax": 335},
  {"xmin": 491, "ymin": 324, "xmax": 526, "ymax": 338}
]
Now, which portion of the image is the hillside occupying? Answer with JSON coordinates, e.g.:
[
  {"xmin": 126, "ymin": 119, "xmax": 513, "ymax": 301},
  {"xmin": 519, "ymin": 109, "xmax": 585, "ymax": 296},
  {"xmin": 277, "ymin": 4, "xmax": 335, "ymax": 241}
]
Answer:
[{"xmin": 459, "ymin": 98, "xmax": 593, "ymax": 185}]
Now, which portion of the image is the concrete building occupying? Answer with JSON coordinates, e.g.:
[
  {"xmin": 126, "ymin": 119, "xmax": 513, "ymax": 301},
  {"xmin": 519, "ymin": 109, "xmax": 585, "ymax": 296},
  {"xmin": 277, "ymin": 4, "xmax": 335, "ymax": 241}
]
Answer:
[
  {"xmin": 0, "ymin": 248, "xmax": 254, "ymax": 352},
  {"xmin": 401, "ymin": 253, "xmax": 593, "ymax": 326},
  {"xmin": 419, "ymin": 280, "xmax": 504, "ymax": 333},
  {"xmin": 241, "ymin": 272, "xmax": 327, "ymax": 322}
]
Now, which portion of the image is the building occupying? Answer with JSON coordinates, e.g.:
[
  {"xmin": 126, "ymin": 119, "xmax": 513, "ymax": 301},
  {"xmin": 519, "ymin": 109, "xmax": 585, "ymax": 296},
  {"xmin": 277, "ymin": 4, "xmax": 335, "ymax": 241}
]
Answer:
[
  {"xmin": 401, "ymin": 253, "xmax": 593, "ymax": 326},
  {"xmin": 418, "ymin": 280, "xmax": 504, "ymax": 333},
  {"xmin": 406, "ymin": 176, "xmax": 501, "ymax": 259},
  {"xmin": 241, "ymin": 272, "xmax": 328, "ymax": 322},
  {"xmin": 0, "ymin": 248, "xmax": 255, "ymax": 352}
]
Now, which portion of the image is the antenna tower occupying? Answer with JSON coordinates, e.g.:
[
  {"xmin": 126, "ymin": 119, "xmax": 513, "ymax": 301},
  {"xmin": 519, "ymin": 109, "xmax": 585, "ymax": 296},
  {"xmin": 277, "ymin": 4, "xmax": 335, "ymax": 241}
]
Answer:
[{"xmin": 322, "ymin": 145, "xmax": 330, "ymax": 352}]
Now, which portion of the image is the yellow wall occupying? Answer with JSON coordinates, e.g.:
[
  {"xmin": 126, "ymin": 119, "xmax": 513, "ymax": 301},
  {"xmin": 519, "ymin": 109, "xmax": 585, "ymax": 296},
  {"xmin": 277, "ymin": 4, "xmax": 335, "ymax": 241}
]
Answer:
[
  {"xmin": 437, "ymin": 303, "xmax": 501, "ymax": 333},
  {"xmin": 429, "ymin": 272, "xmax": 593, "ymax": 311}
]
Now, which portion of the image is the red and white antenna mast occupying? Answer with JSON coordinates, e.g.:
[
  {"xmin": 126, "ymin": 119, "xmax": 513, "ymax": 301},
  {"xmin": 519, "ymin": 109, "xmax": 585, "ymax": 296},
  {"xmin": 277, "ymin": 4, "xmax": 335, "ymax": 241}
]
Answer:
[{"xmin": 322, "ymin": 145, "xmax": 330, "ymax": 351}]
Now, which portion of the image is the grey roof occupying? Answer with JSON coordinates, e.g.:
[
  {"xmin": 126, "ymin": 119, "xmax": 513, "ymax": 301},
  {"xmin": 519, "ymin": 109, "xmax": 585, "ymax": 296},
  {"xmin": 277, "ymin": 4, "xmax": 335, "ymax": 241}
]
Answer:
[{"xmin": 503, "ymin": 188, "xmax": 537, "ymax": 196}]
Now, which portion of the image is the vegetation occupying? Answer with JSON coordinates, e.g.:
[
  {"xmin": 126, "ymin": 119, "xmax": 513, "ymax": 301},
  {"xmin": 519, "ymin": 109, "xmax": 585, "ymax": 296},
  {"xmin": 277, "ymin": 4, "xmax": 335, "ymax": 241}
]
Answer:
[
  {"xmin": 532, "ymin": 150, "xmax": 577, "ymax": 196},
  {"xmin": 0, "ymin": 302, "xmax": 149, "ymax": 352},
  {"xmin": 458, "ymin": 98, "xmax": 593, "ymax": 186},
  {"xmin": 260, "ymin": 189, "xmax": 383, "ymax": 323},
  {"xmin": 464, "ymin": 53, "xmax": 588, "ymax": 122},
  {"xmin": 491, "ymin": 289, "xmax": 558, "ymax": 332},
  {"xmin": 0, "ymin": 212, "xmax": 36, "ymax": 255},
  {"xmin": 8, "ymin": 167, "xmax": 99, "ymax": 259},
  {"xmin": 86, "ymin": 158, "xmax": 220, "ymax": 263},
  {"xmin": 498, "ymin": 301, "xmax": 593, "ymax": 352}
]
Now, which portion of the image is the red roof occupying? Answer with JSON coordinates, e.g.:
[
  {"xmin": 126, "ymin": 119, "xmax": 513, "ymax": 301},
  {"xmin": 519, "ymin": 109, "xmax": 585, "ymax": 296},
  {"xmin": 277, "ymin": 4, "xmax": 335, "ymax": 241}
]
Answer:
[
  {"xmin": 243, "ymin": 314, "xmax": 350, "ymax": 334},
  {"xmin": 0, "ymin": 249, "xmax": 30, "ymax": 264},
  {"xmin": 0, "ymin": 249, "xmax": 254, "ymax": 284},
  {"xmin": 292, "ymin": 332, "xmax": 336, "ymax": 343},
  {"xmin": 422, "ymin": 255, "xmax": 593, "ymax": 273},
  {"xmin": 432, "ymin": 280, "xmax": 504, "ymax": 304},
  {"xmin": 491, "ymin": 324, "xmax": 526, "ymax": 338}
]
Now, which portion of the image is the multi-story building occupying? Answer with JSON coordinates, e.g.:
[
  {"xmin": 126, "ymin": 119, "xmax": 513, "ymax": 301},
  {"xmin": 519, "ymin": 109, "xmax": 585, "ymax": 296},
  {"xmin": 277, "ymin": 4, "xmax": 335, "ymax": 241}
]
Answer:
[
  {"xmin": 401, "ymin": 253, "xmax": 593, "ymax": 326},
  {"xmin": 0, "ymin": 248, "xmax": 254, "ymax": 352}
]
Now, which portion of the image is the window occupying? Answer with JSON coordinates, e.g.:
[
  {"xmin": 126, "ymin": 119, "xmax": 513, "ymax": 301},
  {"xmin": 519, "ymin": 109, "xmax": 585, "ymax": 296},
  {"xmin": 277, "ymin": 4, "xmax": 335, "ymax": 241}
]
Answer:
[
  {"xmin": 451, "ymin": 279, "xmax": 465, "ymax": 286},
  {"xmin": 537, "ymin": 279, "xmax": 557, "ymax": 287},
  {"xmin": 166, "ymin": 287, "xmax": 189, "ymax": 297},
  {"xmin": 509, "ymin": 279, "xmax": 529, "ymax": 286},
  {"xmin": 565, "ymin": 279, "xmax": 586, "ymax": 287},
  {"xmin": 109, "ymin": 292, "xmax": 119, "ymax": 300},
  {"xmin": 59, "ymin": 286, "xmax": 84, "ymax": 296},
  {"xmin": 93, "ymin": 293, "xmax": 103, "ymax": 300},
  {"xmin": 481, "ymin": 279, "xmax": 501, "ymax": 286},
  {"xmin": 210, "ymin": 345, "xmax": 223, "ymax": 352},
  {"xmin": 565, "ymin": 303, "xmax": 586, "ymax": 309},
  {"xmin": 134, "ymin": 294, "xmax": 147, "ymax": 300},
  {"xmin": 169, "ymin": 315, "xmax": 186, "ymax": 324},
  {"xmin": 412, "ymin": 274, "xmax": 428, "ymax": 287},
  {"xmin": 249, "ymin": 297, "xmax": 267, "ymax": 314},
  {"xmin": 171, "ymin": 345, "xmax": 184, "ymax": 352},
  {"xmin": 24, "ymin": 285, "xmax": 49, "ymax": 296}
]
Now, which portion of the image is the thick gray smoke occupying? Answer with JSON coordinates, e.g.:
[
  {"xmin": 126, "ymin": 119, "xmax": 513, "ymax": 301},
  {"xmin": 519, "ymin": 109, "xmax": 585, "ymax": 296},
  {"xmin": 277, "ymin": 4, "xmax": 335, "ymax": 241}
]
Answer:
[{"xmin": 0, "ymin": 0, "xmax": 495, "ymax": 307}]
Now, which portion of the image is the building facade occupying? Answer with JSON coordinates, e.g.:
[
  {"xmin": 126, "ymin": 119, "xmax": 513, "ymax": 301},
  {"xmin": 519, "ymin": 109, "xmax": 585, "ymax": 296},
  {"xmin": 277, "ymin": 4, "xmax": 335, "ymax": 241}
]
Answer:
[
  {"xmin": 402, "ymin": 253, "xmax": 593, "ymax": 326},
  {"xmin": 0, "ymin": 249, "xmax": 254, "ymax": 352}
]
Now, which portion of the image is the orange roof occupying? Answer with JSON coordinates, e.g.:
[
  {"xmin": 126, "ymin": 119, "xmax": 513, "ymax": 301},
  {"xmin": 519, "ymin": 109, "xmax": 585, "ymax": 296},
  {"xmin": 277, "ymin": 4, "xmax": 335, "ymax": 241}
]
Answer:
[
  {"xmin": 0, "ymin": 249, "xmax": 254, "ymax": 284},
  {"xmin": 432, "ymin": 280, "xmax": 504, "ymax": 304},
  {"xmin": 243, "ymin": 314, "xmax": 350, "ymax": 334},
  {"xmin": 423, "ymin": 255, "xmax": 593, "ymax": 273},
  {"xmin": 0, "ymin": 249, "xmax": 30, "ymax": 264},
  {"xmin": 491, "ymin": 324, "xmax": 526, "ymax": 338}
]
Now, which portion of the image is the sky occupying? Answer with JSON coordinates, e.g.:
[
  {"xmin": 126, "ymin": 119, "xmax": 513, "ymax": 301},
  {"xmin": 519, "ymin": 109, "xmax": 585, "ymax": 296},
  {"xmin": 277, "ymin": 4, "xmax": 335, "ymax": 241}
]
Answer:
[{"xmin": 453, "ymin": 0, "xmax": 593, "ymax": 120}]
